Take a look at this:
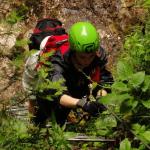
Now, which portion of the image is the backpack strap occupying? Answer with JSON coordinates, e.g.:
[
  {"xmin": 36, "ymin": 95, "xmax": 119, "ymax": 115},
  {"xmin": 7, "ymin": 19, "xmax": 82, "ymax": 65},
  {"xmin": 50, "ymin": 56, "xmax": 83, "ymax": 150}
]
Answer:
[{"xmin": 40, "ymin": 36, "xmax": 52, "ymax": 50}]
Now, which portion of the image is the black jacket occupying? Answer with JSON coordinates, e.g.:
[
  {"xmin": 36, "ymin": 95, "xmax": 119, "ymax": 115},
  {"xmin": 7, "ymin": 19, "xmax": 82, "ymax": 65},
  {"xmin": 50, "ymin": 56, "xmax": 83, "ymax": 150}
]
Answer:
[{"xmin": 47, "ymin": 47, "xmax": 113, "ymax": 101}]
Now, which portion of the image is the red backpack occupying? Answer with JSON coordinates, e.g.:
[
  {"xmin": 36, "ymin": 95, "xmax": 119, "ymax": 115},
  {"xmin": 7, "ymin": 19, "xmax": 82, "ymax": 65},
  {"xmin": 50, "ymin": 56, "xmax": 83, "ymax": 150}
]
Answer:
[
  {"xmin": 29, "ymin": 18, "xmax": 69, "ymax": 51},
  {"xmin": 28, "ymin": 18, "xmax": 69, "ymax": 69}
]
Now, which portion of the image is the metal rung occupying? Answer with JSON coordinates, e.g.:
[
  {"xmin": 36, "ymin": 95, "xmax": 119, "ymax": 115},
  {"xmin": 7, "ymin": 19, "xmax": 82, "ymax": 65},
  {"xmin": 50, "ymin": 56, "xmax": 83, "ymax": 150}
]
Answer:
[{"xmin": 67, "ymin": 135, "xmax": 115, "ymax": 142}]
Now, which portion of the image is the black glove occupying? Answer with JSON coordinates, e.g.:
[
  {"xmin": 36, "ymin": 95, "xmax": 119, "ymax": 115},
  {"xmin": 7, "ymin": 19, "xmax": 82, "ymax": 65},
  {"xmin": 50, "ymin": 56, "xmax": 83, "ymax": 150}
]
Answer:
[{"xmin": 77, "ymin": 98, "xmax": 106, "ymax": 116}]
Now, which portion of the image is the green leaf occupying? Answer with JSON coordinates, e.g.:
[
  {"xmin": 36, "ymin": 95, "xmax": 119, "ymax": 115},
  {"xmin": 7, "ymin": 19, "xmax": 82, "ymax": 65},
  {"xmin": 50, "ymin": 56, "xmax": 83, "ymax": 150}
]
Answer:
[
  {"xmin": 96, "ymin": 129, "xmax": 109, "ymax": 136},
  {"xmin": 144, "ymin": 54, "xmax": 150, "ymax": 61},
  {"xmin": 138, "ymin": 144, "xmax": 146, "ymax": 150},
  {"xmin": 119, "ymin": 138, "xmax": 131, "ymax": 150},
  {"xmin": 103, "ymin": 115, "xmax": 117, "ymax": 128},
  {"xmin": 140, "ymin": 131, "xmax": 150, "ymax": 143},
  {"xmin": 40, "ymin": 51, "xmax": 55, "ymax": 61},
  {"xmin": 38, "ymin": 67, "xmax": 48, "ymax": 78},
  {"xmin": 12, "ymin": 54, "xmax": 24, "ymax": 69},
  {"xmin": 95, "ymin": 119, "xmax": 107, "ymax": 129},
  {"xmin": 129, "ymin": 72, "xmax": 145, "ymax": 88},
  {"xmin": 142, "ymin": 100, "xmax": 150, "ymax": 108},
  {"xmin": 117, "ymin": 61, "xmax": 133, "ymax": 81},
  {"xmin": 91, "ymin": 82, "xmax": 98, "ymax": 90},
  {"xmin": 45, "ymin": 95, "xmax": 53, "ymax": 101},
  {"xmin": 94, "ymin": 118, "xmax": 110, "ymax": 136},
  {"xmin": 6, "ymin": 10, "xmax": 23, "ymax": 24},
  {"xmin": 132, "ymin": 124, "xmax": 146, "ymax": 135},
  {"xmin": 132, "ymin": 100, "xmax": 138, "ymax": 109},
  {"xmin": 123, "ymin": 111, "xmax": 133, "ymax": 121},
  {"xmin": 64, "ymin": 132, "xmax": 76, "ymax": 139},
  {"xmin": 13, "ymin": 120, "xmax": 28, "ymax": 139},
  {"xmin": 142, "ymin": 75, "xmax": 150, "ymax": 92},
  {"xmin": 100, "ymin": 93, "xmax": 132, "ymax": 105},
  {"xmin": 112, "ymin": 81, "xmax": 129, "ymax": 93},
  {"xmin": 143, "ymin": 0, "xmax": 150, "ymax": 7},
  {"xmin": 15, "ymin": 39, "xmax": 29, "ymax": 47},
  {"xmin": 120, "ymin": 98, "xmax": 135, "ymax": 113}
]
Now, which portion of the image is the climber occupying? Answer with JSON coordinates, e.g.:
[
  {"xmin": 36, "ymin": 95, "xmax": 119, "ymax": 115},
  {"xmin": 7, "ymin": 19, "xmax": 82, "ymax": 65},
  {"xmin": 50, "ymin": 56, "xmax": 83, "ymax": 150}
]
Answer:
[{"xmin": 23, "ymin": 21, "xmax": 113, "ymax": 127}]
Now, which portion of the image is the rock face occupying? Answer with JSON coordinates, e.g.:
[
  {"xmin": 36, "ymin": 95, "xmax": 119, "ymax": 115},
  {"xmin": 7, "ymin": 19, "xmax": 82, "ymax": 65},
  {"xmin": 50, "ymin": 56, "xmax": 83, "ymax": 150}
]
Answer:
[{"xmin": 0, "ymin": 0, "xmax": 147, "ymax": 104}]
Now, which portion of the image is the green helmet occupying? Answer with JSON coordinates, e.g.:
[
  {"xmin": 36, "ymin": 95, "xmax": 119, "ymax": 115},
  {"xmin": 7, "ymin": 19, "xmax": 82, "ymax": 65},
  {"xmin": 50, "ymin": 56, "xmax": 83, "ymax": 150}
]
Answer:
[{"xmin": 69, "ymin": 22, "xmax": 100, "ymax": 53}]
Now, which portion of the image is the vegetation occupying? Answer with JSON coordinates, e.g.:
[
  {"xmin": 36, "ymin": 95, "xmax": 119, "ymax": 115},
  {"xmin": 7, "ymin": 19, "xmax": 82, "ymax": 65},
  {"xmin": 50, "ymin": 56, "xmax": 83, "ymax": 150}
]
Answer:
[{"xmin": 0, "ymin": 0, "xmax": 150, "ymax": 149}]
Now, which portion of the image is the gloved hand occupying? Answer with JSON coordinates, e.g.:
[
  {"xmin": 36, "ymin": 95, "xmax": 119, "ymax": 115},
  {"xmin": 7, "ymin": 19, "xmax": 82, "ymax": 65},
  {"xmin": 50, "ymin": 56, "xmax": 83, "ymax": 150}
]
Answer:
[{"xmin": 77, "ymin": 97, "xmax": 106, "ymax": 116}]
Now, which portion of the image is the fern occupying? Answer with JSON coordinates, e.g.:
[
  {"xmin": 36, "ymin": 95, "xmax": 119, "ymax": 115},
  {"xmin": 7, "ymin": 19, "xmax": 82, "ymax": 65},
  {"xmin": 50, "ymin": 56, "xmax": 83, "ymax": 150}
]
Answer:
[{"xmin": 6, "ymin": 10, "xmax": 23, "ymax": 25}]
